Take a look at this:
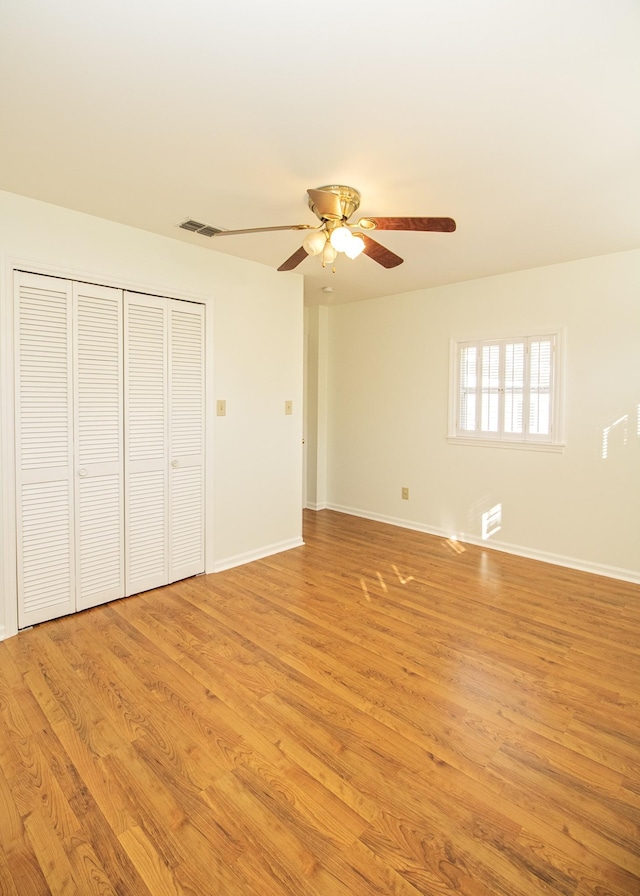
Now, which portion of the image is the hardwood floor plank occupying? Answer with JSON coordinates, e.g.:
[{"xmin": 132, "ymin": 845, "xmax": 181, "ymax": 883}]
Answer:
[
  {"xmin": 0, "ymin": 768, "xmax": 22, "ymax": 852},
  {"xmin": 7, "ymin": 629, "xmax": 126, "ymax": 759},
  {"xmin": 485, "ymin": 751, "xmax": 640, "ymax": 876},
  {"xmin": 118, "ymin": 825, "xmax": 185, "ymax": 896},
  {"xmin": 63, "ymin": 774, "xmax": 154, "ymax": 896},
  {"xmin": 0, "ymin": 850, "xmax": 21, "ymax": 896},
  {"xmin": 360, "ymin": 812, "xmax": 536, "ymax": 896},
  {"xmin": 0, "ymin": 694, "xmax": 80, "ymax": 842},
  {"xmin": 1, "ymin": 509, "xmax": 639, "ymax": 894},
  {"xmin": 1, "ymin": 839, "xmax": 52, "ymax": 895},
  {"xmin": 23, "ymin": 809, "xmax": 78, "ymax": 896},
  {"xmin": 63, "ymin": 839, "xmax": 120, "ymax": 896},
  {"xmin": 207, "ymin": 770, "xmax": 356, "ymax": 896},
  {"xmin": 517, "ymin": 827, "xmax": 640, "ymax": 896}
]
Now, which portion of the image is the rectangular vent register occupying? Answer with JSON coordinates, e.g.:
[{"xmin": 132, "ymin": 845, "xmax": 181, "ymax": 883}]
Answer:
[{"xmin": 178, "ymin": 219, "xmax": 225, "ymax": 238}]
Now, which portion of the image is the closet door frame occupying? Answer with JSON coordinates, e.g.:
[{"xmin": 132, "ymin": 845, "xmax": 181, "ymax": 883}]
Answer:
[{"xmin": 0, "ymin": 258, "xmax": 214, "ymax": 641}]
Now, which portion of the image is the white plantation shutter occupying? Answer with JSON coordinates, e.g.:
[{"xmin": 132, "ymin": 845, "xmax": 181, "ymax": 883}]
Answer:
[
  {"xmin": 528, "ymin": 338, "xmax": 553, "ymax": 436},
  {"xmin": 74, "ymin": 282, "xmax": 124, "ymax": 610},
  {"xmin": 454, "ymin": 333, "xmax": 559, "ymax": 445},
  {"xmin": 15, "ymin": 273, "xmax": 75, "ymax": 627},
  {"xmin": 168, "ymin": 301, "xmax": 205, "ymax": 581},
  {"xmin": 124, "ymin": 292, "xmax": 169, "ymax": 596},
  {"xmin": 480, "ymin": 344, "xmax": 500, "ymax": 433},
  {"xmin": 503, "ymin": 341, "xmax": 525, "ymax": 435},
  {"xmin": 458, "ymin": 346, "xmax": 477, "ymax": 432}
]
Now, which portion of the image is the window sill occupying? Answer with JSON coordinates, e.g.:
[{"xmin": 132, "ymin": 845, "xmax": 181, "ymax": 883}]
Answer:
[{"xmin": 447, "ymin": 436, "xmax": 565, "ymax": 453}]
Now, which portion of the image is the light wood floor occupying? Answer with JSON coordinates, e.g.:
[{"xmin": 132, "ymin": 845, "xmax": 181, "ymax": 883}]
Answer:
[{"xmin": 1, "ymin": 510, "xmax": 639, "ymax": 896}]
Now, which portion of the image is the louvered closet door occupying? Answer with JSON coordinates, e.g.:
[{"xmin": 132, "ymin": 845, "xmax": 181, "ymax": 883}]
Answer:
[
  {"xmin": 168, "ymin": 299, "xmax": 205, "ymax": 582},
  {"xmin": 15, "ymin": 273, "xmax": 75, "ymax": 628},
  {"xmin": 124, "ymin": 293, "xmax": 205, "ymax": 595},
  {"xmin": 73, "ymin": 282, "xmax": 124, "ymax": 610},
  {"xmin": 124, "ymin": 293, "xmax": 169, "ymax": 595}
]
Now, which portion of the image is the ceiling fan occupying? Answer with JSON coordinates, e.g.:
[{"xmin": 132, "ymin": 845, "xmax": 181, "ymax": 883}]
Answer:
[{"xmin": 207, "ymin": 185, "xmax": 456, "ymax": 272}]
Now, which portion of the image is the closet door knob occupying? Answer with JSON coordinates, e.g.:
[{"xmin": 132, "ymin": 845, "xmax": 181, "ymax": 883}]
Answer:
[
  {"xmin": 171, "ymin": 460, "xmax": 179, "ymax": 468},
  {"xmin": 78, "ymin": 469, "xmax": 88, "ymax": 477}
]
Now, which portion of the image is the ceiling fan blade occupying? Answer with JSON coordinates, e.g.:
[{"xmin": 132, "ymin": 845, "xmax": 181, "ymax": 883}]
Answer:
[
  {"xmin": 358, "ymin": 216, "xmax": 456, "ymax": 232},
  {"xmin": 277, "ymin": 245, "xmax": 309, "ymax": 272},
  {"xmin": 307, "ymin": 188, "xmax": 343, "ymax": 221},
  {"xmin": 212, "ymin": 223, "xmax": 312, "ymax": 237},
  {"xmin": 361, "ymin": 234, "xmax": 404, "ymax": 268}
]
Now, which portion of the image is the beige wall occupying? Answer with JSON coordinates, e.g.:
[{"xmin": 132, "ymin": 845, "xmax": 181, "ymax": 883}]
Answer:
[
  {"xmin": 319, "ymin": 249, "xmax": 640, "ymax": 582},
  {"xmin": 0, "ymin": 190, "xmax": 304, "ymax": 639}
]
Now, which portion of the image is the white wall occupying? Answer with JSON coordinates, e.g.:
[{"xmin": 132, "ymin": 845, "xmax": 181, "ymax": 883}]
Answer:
[
  {"xmin": 0, "ymin": 190, "xmax": 304, "ymax": 639},
  {"xmin": 322, "ymin": 250, "xmax": 640, "ymax": 582},
  {"xmin": 304, "ymin": 305, "xmax": 329, "ymax": 511}
]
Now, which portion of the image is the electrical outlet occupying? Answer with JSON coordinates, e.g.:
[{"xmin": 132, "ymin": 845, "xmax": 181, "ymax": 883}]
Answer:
[
  {"xmin": 216, "ymin": 399, "xmax": 226, "ymax": 416},
  {"xmin": 285, "ymin": 400, "xmax": 293, "ymax": 415},
  {"xmin": 401, "ymin": 487, "xmax": 409, "ymax": 500}
]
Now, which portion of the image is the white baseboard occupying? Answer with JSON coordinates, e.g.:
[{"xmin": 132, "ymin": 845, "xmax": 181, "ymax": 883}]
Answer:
[
  {"xmin": 0, "ymin": 624, "xmax": 5, "ymax": 642},
  {"xmin": 324, "ymin": 503, "xmax": 640, "ymax": 586},
  {"xmin": 213, "ymin": 536, "xmax": 304, "ymax": 573},
  {"xmin": 305, "ymin": 501, "xmax": 328, "ymax": 511}
]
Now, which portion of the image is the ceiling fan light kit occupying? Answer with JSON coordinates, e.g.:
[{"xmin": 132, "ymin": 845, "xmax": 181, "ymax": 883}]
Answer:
[
  {"xmin": 185, "ymin": 185, "xmax": 456, "ymax": 273},
  {"xmin": 302, "ymin": 230, "xmax": 327, "ymax": 256},
  {"xmin": 329, "ymin": 224, "xmax": 353, "ymax": 252},
  {"xmin": 344, "ymin": 233, "xmax": 366, "ymax": 259},
  {"xmin": 321, "ymin": 241, "xmax": 337, "ymax": 266}
]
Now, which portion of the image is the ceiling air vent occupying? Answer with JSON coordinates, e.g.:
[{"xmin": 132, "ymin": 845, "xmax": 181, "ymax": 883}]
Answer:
[
  {"xmin": 178, "ymin": 218, "xmax": 224, "ymax": 237},
  {"xmin": 179, "ymin": 219, "xmax": 206, "ymax": 232}
]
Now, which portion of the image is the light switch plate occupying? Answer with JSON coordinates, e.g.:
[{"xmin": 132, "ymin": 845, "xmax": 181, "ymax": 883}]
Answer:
[
  {"xmin": 217, "ymin": 399, "xmax": 226, "ymax": 416},
  {"xmin": 285, "ymin": 400, "xmax": 293, "ymax": 415}
]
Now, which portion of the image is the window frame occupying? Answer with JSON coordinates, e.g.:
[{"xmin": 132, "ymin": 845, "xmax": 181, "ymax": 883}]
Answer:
[{"xmin": 448, "ymin": 330, "xmax": 565, "ymax": 452}]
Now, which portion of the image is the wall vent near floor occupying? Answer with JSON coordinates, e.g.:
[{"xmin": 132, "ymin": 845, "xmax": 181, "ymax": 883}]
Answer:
[{"xmin": 178, "ymin": 219, "xmax": 225, "ymax": 237}]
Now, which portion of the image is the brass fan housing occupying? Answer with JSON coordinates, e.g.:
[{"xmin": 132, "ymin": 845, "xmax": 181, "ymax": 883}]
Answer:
[{"xmin": 308, "ymin": 185, "xmax": 362, "ymax": 222}]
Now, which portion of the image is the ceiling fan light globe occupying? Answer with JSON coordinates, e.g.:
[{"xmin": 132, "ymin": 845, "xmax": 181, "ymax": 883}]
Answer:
[
  {"xmin": 322, "ymin": 242, "xmax": 337, "ymax": 264},
  {"xmin": 345, "ymin": 234, "xmax": 365, "ymax": 259},
  {"xmin": 329, "ymin": 225, "xmax": 353, "ymax": 253},
  {"xmin": 303, "ymin": 230, "xmax": 327, "ymax": 256}
]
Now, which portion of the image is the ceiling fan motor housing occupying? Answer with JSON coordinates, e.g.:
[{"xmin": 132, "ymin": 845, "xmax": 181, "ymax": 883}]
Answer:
[{"xmin": 308, "ymin": 185, "xmax": 361, "ymax": 222}]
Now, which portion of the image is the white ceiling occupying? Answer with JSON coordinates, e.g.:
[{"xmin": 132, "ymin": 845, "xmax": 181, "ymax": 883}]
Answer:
[{"xmin": 1, "ymin": 0, "xmax": 639, "ymax": 306}]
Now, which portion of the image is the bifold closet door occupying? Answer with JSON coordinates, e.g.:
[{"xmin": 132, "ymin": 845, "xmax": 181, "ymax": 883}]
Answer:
[
  {"xmin": 15, "ymin": 273, "xmax": 75, "ymax": 628},
  {"xmin": 15, "ymin": 273, "xmax": 124, "ymax": 628},
  {"xmin": 73, "ymin": 281, "xmax": 124, "ymax": 611},
  {"xmin": 124, "ymin": 293, "xmax": 204, "ymax": 596},
  {"xmin": 168, "ymin": 299, "xmax": 205, "ymax": 583}
]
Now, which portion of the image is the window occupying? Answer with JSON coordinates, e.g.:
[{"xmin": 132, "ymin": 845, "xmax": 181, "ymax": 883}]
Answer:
[{"xmin": 450, "ymin": 332, "xmax": 563, "ymax": 448}]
